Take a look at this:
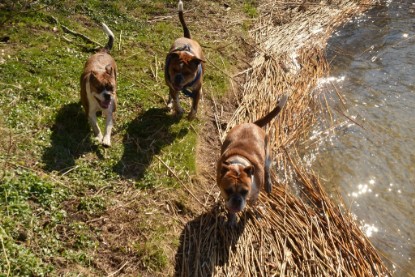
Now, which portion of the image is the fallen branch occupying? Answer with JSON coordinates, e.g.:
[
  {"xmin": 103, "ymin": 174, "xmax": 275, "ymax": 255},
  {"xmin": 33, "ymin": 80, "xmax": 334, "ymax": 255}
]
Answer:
[{"xmin": 50, "ymin": 16, "xmax": 103, "ymax": 47}]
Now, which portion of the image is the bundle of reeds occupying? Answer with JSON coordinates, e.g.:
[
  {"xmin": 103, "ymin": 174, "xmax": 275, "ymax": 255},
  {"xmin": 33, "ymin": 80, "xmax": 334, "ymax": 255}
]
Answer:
[{"xmin": 176, "ymin": 0, "xmax": 391, "ymax": 276}]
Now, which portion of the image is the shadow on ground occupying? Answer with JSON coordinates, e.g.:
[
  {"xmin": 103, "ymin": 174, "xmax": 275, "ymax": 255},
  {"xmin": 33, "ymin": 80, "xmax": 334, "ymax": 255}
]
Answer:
[
  {"xmin": 174, "ymin": 204, "xmax": 247, "ymax": 276},
  {"xmin": 42, "ymin": 102, "xmax": 100, "ymax": 172},
  {"xmin": 114, "ymin": 107, "xmax": 187, "ymax": 180}
]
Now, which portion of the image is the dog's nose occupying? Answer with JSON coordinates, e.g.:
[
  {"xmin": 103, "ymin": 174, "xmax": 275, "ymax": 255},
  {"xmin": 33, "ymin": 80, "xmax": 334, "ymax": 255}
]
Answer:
[
  {"xmin": 231, "ymin": 196, "xmax": 242, "ymax": 206},
  {"xmin": 103, "ymin": 92, "xmax": 111, "ymax": 100}
]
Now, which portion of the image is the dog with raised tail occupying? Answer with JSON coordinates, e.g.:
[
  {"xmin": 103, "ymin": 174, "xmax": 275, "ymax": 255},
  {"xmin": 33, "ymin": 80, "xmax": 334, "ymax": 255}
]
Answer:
[
  {"xmin": 165, "ymin": 0, "xmax": 205, "ymax": 120},
  {"xmin": 80, "ymin": 23, "xmax": 117, "ymax": 147},
  {"xmin": 217, "ymin": 95, "xmax": 288, "ymax": 225}
]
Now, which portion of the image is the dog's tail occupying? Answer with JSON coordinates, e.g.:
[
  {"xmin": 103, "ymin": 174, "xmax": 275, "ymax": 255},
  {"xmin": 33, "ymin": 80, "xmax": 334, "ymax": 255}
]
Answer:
[
  {"xmin": 254, "ymin": 95, "xmax": 288, "ymax": 128},
  {"xmin": 102, "ymin": 23, "xmax": 114, "ymax": 52},
  {"xmin": 178, "ymin": 0, "xmax": 191, "ymax": 39}
]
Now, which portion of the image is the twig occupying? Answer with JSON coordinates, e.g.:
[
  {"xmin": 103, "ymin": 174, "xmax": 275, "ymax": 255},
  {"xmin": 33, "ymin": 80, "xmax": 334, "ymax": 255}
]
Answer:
[
  {"xmin": 0, "ymin": 226, "xmax": 11, "ymax": 277},
  {"xmin": 50, "ymin": 16, "xmax": 103, "ymax": 47},
  {"xmin": 146, "ymin": 15, "xmax": 173, "ymax": 23},
  {"xmin": 155, "ymin": 155, "xmax": 205, "ymax": 208},
  {"xmin": 335, "ymin": 107, "xmax": 365, "ymax": 130},
  {"xmin": 107, "ymin": 261, "xmax": 129, "ymax": 277},
  {"xmin": 205, "ymin": 57, "xmax": 244, "ymax": 89},
  {"xmin": 60, "ymin": 25, "xmax": 103, "ymax": 47},
  {"xmin": 209, "ymin": 90, "xmax": 224, "ymax": 140},
  {"xmin": 155, "ymin": 55, "xmax": 159, "ymax": 82},
  {"xmin": 0, "ymin": 82, "xmax": 23, "ymax": 90},
  {"xmin": 118, "ymin": 30, "xmax": 122, "ymax": 51},
  {"xmin": 61, "ymin": 165, "xmax": 79, "ymax": 176}
]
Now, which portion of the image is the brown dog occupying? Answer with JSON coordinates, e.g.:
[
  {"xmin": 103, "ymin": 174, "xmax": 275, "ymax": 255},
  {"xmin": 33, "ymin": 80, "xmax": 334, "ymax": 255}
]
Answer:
[
  {"xmin": 217, "ymin": 95, "xmax": 287, "ymax": 224},
  {"xmin": 80, "ymin": 23, "xmax": 117, "ymax": 147},
  {"xmin": 165, "ymin": 0, "xmax": 205, "ymax": 120}
]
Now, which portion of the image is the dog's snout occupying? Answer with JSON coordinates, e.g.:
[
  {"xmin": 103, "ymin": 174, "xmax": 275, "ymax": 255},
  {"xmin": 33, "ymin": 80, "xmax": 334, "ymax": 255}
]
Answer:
[
  {"xmin": 174, "ymin": 74, "xmax": 184, "ymax": 85},
  {"xmin": 103, "ymin": 92, "xmax": 111, "ymax": 100},
  {"xmin": 231, "ymin": 196, "xmax": 242, "ymax": 206}
]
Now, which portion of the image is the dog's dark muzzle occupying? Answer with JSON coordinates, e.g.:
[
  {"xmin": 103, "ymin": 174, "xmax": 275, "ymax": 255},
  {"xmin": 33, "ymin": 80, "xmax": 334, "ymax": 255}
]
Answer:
[
  {"xmin": 174, "ymin": 74, "xmax": 184, "ymax": 88},
  {"xmin": 103, "ymin": 91, "xmax": 112, "ymax": 101},
  {"xmin": 227, "ymin": 196, "xmax": 244, "ymax": 213}
]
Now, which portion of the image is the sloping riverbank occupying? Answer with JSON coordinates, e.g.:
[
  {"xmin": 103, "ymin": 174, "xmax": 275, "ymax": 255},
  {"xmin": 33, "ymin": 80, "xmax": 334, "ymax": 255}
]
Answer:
[
  {"xmin": 0, "ymin": 0, "xmax": 391, "ymax": 275},
  {"xmin": 177, "ymin": 0, "xmax": 392, "ymax": 275}
]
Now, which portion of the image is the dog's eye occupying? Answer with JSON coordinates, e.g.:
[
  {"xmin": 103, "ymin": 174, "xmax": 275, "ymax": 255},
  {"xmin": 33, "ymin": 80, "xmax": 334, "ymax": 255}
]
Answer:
[
  {"xmin": 224, "ymin": 188, "xmax": 233, "ymax": 195},
  {"xmin": 240, "ymin": 189, "xmax": 249, "ymax": 196}
]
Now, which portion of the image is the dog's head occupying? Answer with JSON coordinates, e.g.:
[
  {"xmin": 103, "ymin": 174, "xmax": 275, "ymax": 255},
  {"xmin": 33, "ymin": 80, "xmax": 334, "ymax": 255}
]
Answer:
[
  {"xmin": 166, "ymin": 51, "xmax": 203, "ymax": 91},
  {"xmin": 218, "ymin": 163, "xmax": 255, "ymax": 214},
  {"xmin": 89, "ymin": 64, "xmax": 116, "ymax": 109}
]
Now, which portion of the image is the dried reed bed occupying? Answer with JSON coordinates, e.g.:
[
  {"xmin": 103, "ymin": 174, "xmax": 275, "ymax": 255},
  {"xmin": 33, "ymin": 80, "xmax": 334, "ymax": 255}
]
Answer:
[{"xmin": 175, "ymin": 0, "xmax": 391, "ymax": 276}]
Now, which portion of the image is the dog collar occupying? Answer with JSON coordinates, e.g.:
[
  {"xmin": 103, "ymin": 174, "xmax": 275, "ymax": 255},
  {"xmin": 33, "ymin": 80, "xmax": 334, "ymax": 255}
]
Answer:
[
  {"xmin": 181, "ymin": 64, "xmax": 202, "ymax": 98},
  {"xmin": 225, "ymin": 155, "xmax": 251, "ymax": 168},
  {"xmin": 225, "ymin": 156, "xmax": 255, "ymax": 181}
]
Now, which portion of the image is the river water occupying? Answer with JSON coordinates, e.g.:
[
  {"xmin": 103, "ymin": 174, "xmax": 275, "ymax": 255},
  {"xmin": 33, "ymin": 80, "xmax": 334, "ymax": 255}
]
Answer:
[{"xmin": 305, "ymin": 1, "xmax": 415, "ymax": 275}]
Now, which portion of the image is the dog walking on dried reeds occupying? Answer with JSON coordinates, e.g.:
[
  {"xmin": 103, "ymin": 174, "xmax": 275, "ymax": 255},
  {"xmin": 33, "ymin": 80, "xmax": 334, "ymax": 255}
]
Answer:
[{"xmin": 217, "ymin": 95, "xmax": 288, "ymax": 225}]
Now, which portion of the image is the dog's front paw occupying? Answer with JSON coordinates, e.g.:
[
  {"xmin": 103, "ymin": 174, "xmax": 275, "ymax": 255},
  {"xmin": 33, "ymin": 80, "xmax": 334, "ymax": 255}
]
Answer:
[
  {"xmin": 94, "ymin": 133, "xmax": 103, "ymax": 143},
  {"xmin": 187, "ymin": 109, "xmax": 197, "ymax": 120},
  {"xmin": 102, "ymin": 136, "xmax": 111, "ymax": 148},
  {"xmin": 167, "ymin": 100, "xmax": 174, "ymax": 110}
]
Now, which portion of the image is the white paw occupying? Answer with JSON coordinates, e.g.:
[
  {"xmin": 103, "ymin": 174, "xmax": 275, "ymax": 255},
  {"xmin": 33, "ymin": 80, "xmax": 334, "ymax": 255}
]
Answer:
[
  {"xmin": 167, "ymin": 101, "xmax": 174, "ymax": 110},
  {"xmin": 94, "ymin": 133, "xmax": 103, "ymax": 143},
  {"xmin": 102, "ymin": 136, "xmax": 111, "ymax": 147}
]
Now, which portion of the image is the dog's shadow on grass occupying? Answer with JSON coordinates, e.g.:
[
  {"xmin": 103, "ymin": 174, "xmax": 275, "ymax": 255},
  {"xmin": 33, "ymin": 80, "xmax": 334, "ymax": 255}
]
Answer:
[
  {"xmin": 42, "ymin": 102, "xmax": 101, "ymax": 172},
  {"xmin": 114, "ymin": 107, "xmax": 187, "ymax": 180},
  {"xmin": 174, "ymin": 204, "xmax": 247, "ymax": 276}
]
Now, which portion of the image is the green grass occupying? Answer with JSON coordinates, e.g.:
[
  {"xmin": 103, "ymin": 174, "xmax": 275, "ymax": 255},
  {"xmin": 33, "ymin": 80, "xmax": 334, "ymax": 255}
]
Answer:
[
  {"xmin": 0, "ymin": 0, "xmax": 253, "ymax": 274},
  {"xmin": 243, "ymin": 0, "xmax": 259, "ymax": 18}
]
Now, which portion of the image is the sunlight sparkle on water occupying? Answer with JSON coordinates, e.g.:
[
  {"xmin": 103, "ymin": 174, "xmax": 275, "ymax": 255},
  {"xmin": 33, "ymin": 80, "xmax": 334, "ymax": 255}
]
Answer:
[
  {"xmin": 348, "ymin": 179, "xmax": 375, "ymax": 198},
  {"xmin": 316, "ymin": 76, "xmax": 345, "ymax": 88},
  {"xmin": 361, "ymin": 223, "xmax": 379, "ymax": 237}
]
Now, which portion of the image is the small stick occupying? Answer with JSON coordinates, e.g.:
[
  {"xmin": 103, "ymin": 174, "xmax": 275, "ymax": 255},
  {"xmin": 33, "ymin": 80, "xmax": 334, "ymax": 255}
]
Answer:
[
  {"xmin": 0, "ymin": 226, "xmax": 11, "ymax": 277},
  {"xmin": 107, "ymin": 261, "xmax": 129, "ymax": 277},
  {"xmin": 155, "ymin": 156, "xmax": 205, "ymax": 208},
  {"xmin": 118, "ymin": 30, "xmax": 122, "ymax": 51},
  {"xmin": 155, "ymin": 55, "xmax": 159, "ymax": 82}
]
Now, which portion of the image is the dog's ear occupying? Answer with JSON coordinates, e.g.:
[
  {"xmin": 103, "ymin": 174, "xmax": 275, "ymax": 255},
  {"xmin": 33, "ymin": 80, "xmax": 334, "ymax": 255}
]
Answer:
[
  {"xmin": 221, "ymin": 162, "xmax": 230, "ymax": 176},
  {"xmin": 90, "ymin": 71, "xmax": 98, "ymax": 82},
  {"xmin": 244, "ymin": 165, "xmax": 254, "ymax": 177},
  {"xmin": 189, "ymin": 57, "xmax": 203, "ymax": 68},
  {"xmin": 105, "ymin": 64, "xmax": 113, "ymax": 76},
  {"xmin": 167, "ymin": 52, "xmax": 180, "ymax": 62}
]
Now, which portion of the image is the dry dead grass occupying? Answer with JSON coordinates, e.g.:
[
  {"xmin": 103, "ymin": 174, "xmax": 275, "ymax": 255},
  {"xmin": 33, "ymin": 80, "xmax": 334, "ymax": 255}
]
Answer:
[{"xmin": 176, "ymin": 0, "xmax": 391, "ymax": 276}]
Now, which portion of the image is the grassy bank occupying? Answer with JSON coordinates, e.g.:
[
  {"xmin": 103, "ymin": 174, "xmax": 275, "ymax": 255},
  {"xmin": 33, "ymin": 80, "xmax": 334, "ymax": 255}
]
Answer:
[{"xmin": 0, "ymin": 0, "xmax": 255, "ymax": 275}]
